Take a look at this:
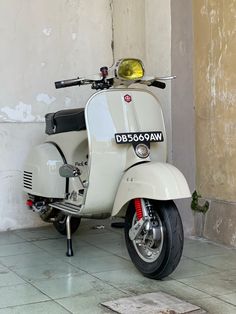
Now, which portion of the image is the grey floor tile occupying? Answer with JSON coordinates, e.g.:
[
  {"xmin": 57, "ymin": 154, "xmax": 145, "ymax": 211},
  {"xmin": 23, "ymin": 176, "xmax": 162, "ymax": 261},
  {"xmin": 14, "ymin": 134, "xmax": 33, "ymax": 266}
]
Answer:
[
  {"xmin": 82, "ymin": 231, "xmax": 123, "ymax": 244},
  {"xmin": 78, "ymin": 218, "xmax": 113, "ymax": 232},
  {"xmin": 68, "ymin": 254, "xmax": 133, "ymax": 273},
  {"xmin": 179, "ymin": 271, "xmax": 236, "ymax": 297},
  {"xmin": 87, "ymin": 236, "xmax": 126, "ymax": 251},
  {"xmin": 0, "ymin": 267, "xmax": 25, "ymax": 287},
  {"xmin": 157, "ymin": 280, "xmax": 211, "ymax": 301},
  {"xmin": 193, "ymin": 296, "xmax": 236, "ymax": 314},
  {"xmin": 218, "ymin": 292, "xmax": 236, "ymax": 306},
  {"xmin": 0, "ymin": 232, "xmax": 25, "ymax": 246},
  {"xmin": 93, "ymin": 268, "xmax": 161, "ymax": 295},
  {"xmin": 57, "ymin": 289, "xmax": 129, "ymax": 314},
  {"xmin": 14, "ymin": 260, "xmax": 85, "ymax": 283},
  {"xmin": 193, "ymin": 253, "xmax": 236, "ymax": 271},
  {"xmin": 60, "ymin": 244, "xmax": 112, "ymax": 259},
  {"xmin": 32, "ymin": 273, "xmax": 118, "ymax": 300},
  {"xmin": 93, "ymin": 268, "xmax": 209, "ymax": 300},
  {"xmin": 0, "ymin": 301, "xmax": 71, "ymax": 314},
  {"xmin": 169, "ymin": 257, "xmax": 220, "ymax": 280},
  {"xmin": 108, "ymin": 247, "xmax": 130, "ymax": 260},
  {"xmin": 90, "ymin": 237, "xmax": 130, "ymax": 259},
  {"xmin": 14, "ymin": 226, "xmax": 63, "ymax": 241},
  {"xmin": 77, "ymin": 229, "xmax": 114, "ymax": 241},
  {"xmin": 0, "ymin": 283, "xmax": 49, "ymax": 308},
  {"xmin": 0, "ymin": 242, "xmax": 42, "ymax": 257},
  {"xmin": 0, "ymin": 251, "xmax": 59, "ymax": 269},
  {"xmin": 184, "ymin": 237, "xmax": 202, "ymax": 245},
  {"xmin": 33, "ymin": 237, "xmax": 88, "ymax": 253},
  {"xmin": 183, "ymin": 240, "xmax": 233, "ymax": 258},
  {"xmin": 0, "ymin": 264, "xmax": 7, "ymax": 271},
  {"xmin": 33, "ymin": 238, "xmax": 71, "ymax": 251}
]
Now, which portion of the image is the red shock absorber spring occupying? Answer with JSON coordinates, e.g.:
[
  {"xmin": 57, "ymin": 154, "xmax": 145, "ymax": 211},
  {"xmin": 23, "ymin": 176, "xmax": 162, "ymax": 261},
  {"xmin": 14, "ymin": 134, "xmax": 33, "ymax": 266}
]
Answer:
[{"xmin": 134, "ymin": 198, "xmax": 143, "ymax": 220}]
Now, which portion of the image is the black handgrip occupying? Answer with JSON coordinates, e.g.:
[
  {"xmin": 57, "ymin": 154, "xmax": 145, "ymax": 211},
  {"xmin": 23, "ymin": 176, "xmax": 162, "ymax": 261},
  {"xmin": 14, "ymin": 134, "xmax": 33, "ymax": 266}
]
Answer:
[
  {"xmin": 55, "ymin": 78, "xmax": 81, "ymax": 89},
  {"xmin": 149, "ymin": 81, "xmax": 166, "ymax": 89}
]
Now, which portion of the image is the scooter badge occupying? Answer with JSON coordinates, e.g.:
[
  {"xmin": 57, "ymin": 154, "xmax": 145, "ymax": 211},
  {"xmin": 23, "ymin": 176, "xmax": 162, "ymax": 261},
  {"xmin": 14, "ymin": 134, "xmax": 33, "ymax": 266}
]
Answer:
[{"xmin": 124, "ymin": 94, "xmax": 132, "ymax": 103}]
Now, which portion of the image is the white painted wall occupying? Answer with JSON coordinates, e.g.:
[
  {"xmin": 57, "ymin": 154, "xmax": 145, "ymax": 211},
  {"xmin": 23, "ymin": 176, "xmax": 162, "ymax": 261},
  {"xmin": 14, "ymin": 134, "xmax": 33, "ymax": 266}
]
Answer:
[{"xmin": 0, "ymin": 0, "xmax": 113, "ymax": 230}]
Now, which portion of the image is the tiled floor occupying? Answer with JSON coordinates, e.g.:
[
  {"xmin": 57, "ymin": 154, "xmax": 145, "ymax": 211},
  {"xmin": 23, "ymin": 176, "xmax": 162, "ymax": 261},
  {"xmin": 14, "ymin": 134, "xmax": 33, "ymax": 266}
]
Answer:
[{"xmin": 0, "ymin": 219, "xmax": 236, "ymax": 313}]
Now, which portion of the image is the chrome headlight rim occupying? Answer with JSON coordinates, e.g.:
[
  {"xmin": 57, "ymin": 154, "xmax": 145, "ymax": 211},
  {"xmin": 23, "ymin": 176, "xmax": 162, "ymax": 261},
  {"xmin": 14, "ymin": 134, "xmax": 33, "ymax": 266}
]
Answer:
[{"xmin": 135, "ymin": 143, "xmax": 150, "ymax": 159}]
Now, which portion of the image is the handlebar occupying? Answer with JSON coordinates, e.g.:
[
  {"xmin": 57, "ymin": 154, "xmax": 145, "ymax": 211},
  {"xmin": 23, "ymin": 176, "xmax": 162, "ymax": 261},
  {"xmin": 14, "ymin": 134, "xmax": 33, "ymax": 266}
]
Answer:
[
  {"xmin": 148, "ymin": 81, "xmax": 166, "ymax": 89},
  {"xmin": 55, "ymin": 78, "xmax": 82, "ymax": 89},
  {"xmin": 55, "ymin": 78, "xmax": 167, "ymax": 90}
]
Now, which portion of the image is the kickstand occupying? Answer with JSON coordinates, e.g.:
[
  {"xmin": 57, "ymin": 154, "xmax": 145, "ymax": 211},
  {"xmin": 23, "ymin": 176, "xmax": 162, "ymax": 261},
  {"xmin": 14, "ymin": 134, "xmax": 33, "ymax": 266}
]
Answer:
[{"xmin": 66, "ymin": 215, "xmax": 74, "ymax": 257}]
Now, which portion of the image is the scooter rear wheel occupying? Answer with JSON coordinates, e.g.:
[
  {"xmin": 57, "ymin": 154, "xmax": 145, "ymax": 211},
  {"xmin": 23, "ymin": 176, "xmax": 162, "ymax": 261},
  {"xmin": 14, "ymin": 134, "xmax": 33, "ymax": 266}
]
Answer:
[
  {"xmin": 53, "ymin": 215, "xmax": 81, "ymax": 235},
  {"xmin": 124, "ymin": 199, "xmax": 183, "ymax": 279}
]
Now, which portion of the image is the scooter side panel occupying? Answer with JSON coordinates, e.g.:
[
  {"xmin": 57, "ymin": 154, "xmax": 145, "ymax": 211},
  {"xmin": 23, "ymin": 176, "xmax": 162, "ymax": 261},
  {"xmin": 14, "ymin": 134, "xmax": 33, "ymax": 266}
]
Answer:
[
  {"xmin": 112, "ymin": 162, "xmax": 191, "ymax": 217},
  {"xmin": 23, "ymin": 143, "xmax": 65, "ymax": 198}
]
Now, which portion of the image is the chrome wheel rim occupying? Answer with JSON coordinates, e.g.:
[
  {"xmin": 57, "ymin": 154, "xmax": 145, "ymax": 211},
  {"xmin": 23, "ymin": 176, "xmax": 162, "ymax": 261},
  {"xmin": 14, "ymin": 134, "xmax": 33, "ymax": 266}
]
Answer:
[{"xmin": 132, "ymin": 212, "xmax": 164, "ymax": 263}]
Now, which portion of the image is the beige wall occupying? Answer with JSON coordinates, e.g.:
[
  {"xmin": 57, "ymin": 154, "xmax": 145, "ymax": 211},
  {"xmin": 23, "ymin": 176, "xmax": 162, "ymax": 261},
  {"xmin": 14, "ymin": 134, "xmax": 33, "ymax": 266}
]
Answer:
[{"xmin": 193, "ymin": 0, "xmax": 236, "ymax": 246}]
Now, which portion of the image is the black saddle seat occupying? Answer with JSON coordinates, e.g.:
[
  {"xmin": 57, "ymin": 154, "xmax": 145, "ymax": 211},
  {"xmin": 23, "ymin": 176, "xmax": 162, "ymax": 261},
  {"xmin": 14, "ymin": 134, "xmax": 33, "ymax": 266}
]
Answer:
[{"xmin": 45, "ymin": 108, "xmax": 86, "ymax": 135}]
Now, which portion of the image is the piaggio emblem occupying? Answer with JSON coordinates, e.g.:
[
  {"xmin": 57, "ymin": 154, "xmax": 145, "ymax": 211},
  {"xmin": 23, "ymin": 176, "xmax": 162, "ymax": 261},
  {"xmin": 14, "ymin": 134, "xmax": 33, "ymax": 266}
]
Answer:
[{"xmin": 124, "ymin": 94, "xmax": 132, "ymax": 103}]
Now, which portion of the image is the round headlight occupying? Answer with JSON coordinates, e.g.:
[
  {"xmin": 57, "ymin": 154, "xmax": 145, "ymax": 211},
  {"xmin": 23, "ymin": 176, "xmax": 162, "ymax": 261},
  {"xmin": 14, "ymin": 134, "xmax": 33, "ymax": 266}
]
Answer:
[
  {"xmin": 116, "ymin": 59, "xmax": 144, "ymax": 80},
  {"xmin": 135, "ymin": 144, "xmax": 150, "ymax": 159}
]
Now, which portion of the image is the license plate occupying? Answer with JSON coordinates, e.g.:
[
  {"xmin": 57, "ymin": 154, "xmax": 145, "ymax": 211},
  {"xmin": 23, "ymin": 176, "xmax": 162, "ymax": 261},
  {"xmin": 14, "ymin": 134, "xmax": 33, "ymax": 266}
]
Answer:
[{"xmin": 115, "ymin": 131, "xmax": 164, "ymax": 144}]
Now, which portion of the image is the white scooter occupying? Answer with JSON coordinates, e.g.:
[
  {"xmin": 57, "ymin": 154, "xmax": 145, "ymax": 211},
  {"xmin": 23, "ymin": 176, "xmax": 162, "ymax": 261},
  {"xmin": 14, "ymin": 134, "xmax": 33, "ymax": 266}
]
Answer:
[{"xmin": 23, "ymin": 59, "xmax": 190, "ymax": 279}]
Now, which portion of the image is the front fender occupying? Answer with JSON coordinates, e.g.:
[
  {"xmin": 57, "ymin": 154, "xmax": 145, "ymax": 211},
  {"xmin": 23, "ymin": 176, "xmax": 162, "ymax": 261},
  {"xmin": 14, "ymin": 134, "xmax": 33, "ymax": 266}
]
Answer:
[{"xmin": 112, "ymin": 162, "xmax": 191, "ymax": 217}]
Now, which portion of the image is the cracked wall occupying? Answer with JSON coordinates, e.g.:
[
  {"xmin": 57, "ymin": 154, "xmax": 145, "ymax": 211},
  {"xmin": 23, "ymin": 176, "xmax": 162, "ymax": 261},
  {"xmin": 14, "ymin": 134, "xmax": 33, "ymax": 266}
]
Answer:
[{"xmin": 193, "ymin": 0, "xmax": 236, "ymax": 246}]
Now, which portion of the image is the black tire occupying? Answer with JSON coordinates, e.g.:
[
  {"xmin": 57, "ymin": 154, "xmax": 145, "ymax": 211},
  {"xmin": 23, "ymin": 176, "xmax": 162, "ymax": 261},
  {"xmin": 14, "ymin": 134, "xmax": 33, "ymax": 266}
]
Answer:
[
  {"xmin": 53, "ymin": 215, "xmax": 81, "ymax": 235},
  {"xmin": 125, "ymin": 199, "xmax": 183, "ymax": 280}
]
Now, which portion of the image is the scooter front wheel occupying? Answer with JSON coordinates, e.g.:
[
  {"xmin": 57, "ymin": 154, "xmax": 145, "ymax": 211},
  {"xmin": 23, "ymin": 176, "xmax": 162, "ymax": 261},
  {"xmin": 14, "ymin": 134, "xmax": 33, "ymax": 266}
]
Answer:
[
  {"xmin": 124, "ymin": 199, "xmax": 183, "ymax": 279},
  {"xmin": 53, "ymin": 215, "xmax": 81, "ymax": 235}
]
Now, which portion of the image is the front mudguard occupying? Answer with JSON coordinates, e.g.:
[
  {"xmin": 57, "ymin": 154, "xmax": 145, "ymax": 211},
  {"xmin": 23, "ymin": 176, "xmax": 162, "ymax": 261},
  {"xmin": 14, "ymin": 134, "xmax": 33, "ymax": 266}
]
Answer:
[{"xmin": 112, "ymin": 162, "xmax": 191, "ymax": 217}]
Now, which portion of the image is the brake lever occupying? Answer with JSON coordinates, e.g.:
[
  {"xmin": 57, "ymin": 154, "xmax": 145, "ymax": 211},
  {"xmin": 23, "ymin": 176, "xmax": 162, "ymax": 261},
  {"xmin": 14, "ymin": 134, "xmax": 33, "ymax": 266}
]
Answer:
[{"xmin": 154, "ymin": 75, "xmax": 176, "ymax": 80}]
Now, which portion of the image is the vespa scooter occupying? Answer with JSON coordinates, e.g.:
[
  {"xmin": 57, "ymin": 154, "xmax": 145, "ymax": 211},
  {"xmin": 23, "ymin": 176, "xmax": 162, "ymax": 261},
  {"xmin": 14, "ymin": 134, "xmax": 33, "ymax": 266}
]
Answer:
[{"xmin": 23, "ymin": 59, "xmax": 190, "ymax": 279}]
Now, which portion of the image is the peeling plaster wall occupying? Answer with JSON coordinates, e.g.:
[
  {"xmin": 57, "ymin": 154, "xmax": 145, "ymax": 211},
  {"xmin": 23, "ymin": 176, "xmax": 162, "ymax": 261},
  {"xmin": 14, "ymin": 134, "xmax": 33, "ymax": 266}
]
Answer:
[
  {"xmin": 0, "ymin": 0, "xmax": 113, "ymax": 230},
  {"xmin": 193, "ymin": 0, "xmax": 236, "ymax": 246}
]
